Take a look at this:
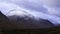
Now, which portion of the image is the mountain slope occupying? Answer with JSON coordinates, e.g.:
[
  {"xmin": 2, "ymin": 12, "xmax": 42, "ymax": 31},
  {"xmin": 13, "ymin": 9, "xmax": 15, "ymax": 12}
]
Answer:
[{"xmin": 7, "ymin": 10, "xmax": 54, "ymax": 29}]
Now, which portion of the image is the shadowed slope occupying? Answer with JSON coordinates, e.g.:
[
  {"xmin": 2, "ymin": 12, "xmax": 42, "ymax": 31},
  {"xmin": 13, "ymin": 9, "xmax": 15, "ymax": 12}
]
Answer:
[{"xmin": 0, "ymin": 11, "xmax": 17, "ymax": 31}]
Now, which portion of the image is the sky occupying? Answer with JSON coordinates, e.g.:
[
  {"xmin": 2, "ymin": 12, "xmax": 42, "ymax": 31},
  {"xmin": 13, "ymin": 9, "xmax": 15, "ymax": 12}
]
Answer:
[{"xmin": 0, "ymin": 0, "xmax": 60, "ymax": 26}]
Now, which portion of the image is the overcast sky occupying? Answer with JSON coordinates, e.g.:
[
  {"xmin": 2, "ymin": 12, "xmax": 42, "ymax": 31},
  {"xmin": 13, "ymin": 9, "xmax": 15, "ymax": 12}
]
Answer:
[{"xmin": 0, "ymin": 0, "xmax": 60, "ymax": 12}]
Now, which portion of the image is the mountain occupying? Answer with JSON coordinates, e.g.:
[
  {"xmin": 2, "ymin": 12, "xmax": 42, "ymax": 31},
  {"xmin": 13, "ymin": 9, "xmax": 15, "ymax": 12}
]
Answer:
[
  {"xmin": 7, "ymin": 10, "xmax": 54, "ymax": 29},
  {"xmin": 0, "ymin": 11, "xmax": 60, "ymax": 34}
]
